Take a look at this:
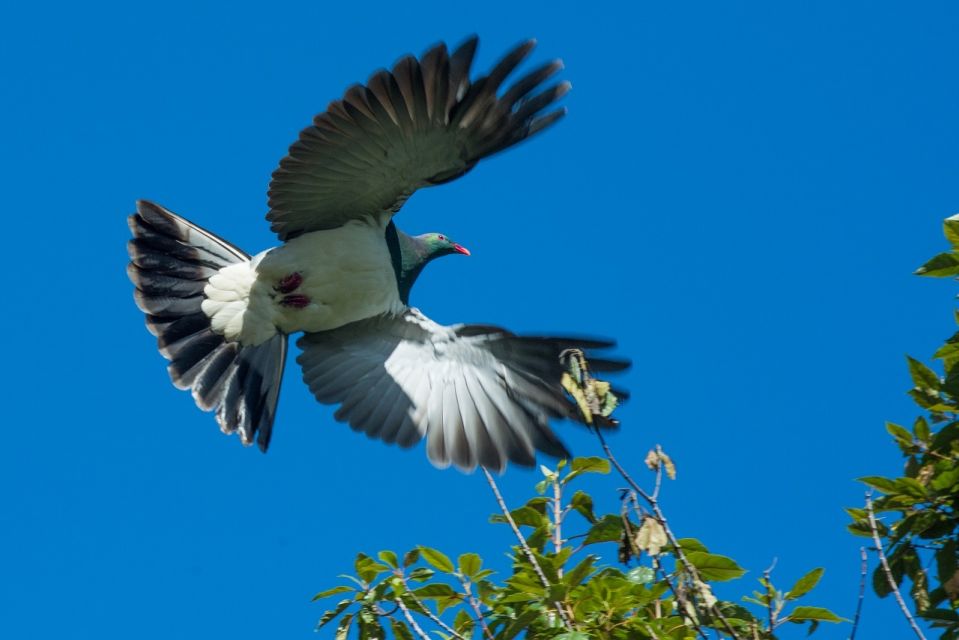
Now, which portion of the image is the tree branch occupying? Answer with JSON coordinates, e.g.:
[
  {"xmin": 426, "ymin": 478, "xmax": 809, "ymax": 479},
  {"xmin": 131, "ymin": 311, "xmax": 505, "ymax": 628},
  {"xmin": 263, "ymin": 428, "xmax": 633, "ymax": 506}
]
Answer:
[
  {"xmin": 553, "ymin": 474, "xmax": 564, "ymax": 556},
  {"xmin": 481, "ymin": 468, "xmax": 575, "ymax": 631},
  {"xmin": 395, "ymin": 597, "xmax": 433, "ymax": 640},
  {"xmin": 458, "ymin": 575, "xmax": 495, "ymax": 640},
  {"xmin": 622, "ymin": 495, "xmax": 708, "ymax": 640},
  {"xmin": 398, "ymin": 574, "xmax": 466, "ymax": 640},
  {"xmin": 865, "ymin": 493, "xmax": 928, "ymax": 640},
  {"xmin": 596, "ymin": 428, "xmax": 741, "ymax": 639},
  {"xmin": 762, "ymin": 558, "xmax": 778, "ymax": 632},
  {"xmin": 848, "ymin": 546, "xmax": 867, "ymax": 640}
]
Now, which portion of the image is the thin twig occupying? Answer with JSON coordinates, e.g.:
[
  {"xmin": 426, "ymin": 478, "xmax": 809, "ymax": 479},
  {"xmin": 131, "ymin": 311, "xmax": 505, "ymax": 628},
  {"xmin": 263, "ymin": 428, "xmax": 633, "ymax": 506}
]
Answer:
[
  {"xmin": 399, "ymin": 574, "xmax": 466, "ymax": 640},
  {"xmin": 652, "ymin": 446, "xmax": 665, "ymax": 501},
  {"xmin": 629, "ymin": 494, "xmax": 707, "ymax": 640},
  {"xmin": 395, "ymin": 598, "xmax": 432, "ymax": 640},
  {"xmin": 481, "ymin": 468, "xmax": 575, "ymax": 631},
  {"xmin": 848, "ymin": 546, "xmax": 867, "ymax": 640},
  {"xmin": 596, "ymin": 429, "xmax": 740, "ymax": 639},
  {"xmin": 762, "ymin": 558, "xmax": 778, "ymax": 632},
  {"xmin": 459, "ymin": 575, "xmax": 495, "ymax": 640},
  {"xmin": 652, "ymin": 556, "xmax": 708, "ymax": 640},
  {"xmin": 865, "ymin": 493, "xmax": 928, "ymax": 640},
  {"xmin": 553, "ymin": 474, "xmax": 563, "ymax": 556}
]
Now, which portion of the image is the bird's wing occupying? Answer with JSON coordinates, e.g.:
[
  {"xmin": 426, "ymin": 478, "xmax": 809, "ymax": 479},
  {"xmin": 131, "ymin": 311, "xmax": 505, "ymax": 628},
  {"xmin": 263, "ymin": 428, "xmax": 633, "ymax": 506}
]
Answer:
[
  {"xmin": 267, "ymin": 36, "xmax": 568, "ymax": 240},
  {"xmin": 296, "ymin": 309, "xmax": 627, "ymax": 471}
]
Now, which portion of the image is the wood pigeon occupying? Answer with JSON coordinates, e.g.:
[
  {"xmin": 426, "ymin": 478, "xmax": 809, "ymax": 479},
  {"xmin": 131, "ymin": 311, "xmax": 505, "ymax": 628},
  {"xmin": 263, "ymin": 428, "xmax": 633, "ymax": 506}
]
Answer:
[{"xmin": 127, "ymin": 36, "xmax": 627, "ymax": 472}]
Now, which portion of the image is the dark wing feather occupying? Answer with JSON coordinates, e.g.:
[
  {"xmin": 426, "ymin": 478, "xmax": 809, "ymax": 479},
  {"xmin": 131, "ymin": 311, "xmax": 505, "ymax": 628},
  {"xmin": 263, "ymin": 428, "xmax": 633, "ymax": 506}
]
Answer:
[
  {"xmin": 267, "ymin": 36, "xmax": 568, "ymax": 240},
  {"xmin": 296, "ymin": 309, "xmax": 627, "ymax": 472},
  {"xmin": 128, "ymin": 200, "xmax": 287, "ymax": 451}
]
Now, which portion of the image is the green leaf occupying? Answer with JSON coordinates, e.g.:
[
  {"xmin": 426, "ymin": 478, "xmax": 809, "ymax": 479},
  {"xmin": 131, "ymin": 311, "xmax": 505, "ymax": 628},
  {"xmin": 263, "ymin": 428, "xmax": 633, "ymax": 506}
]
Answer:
[
  {"xmin": 553, "ymin": 633, "xmax": 591, "ymax": 640},
  {"xmin": 786, "ymin": 567, "xmax": 824, "ymax": 600},
  {"xmin": 583, "ymin": 514, "xmax": 623, "ymax": 545},
  {"xmin": 563, "ymin": 456, "xmax": 611, "ymax": 483},
  {"xmin": 894, "ymin": 477, "xmax": 928, "ymax": 499},
  {"xmin": 564, "ymin": 555, "xmax": 596, "ymax": 587},
  {"xmin": 913, "ymin": 416, "xmax": 932, "ymax": 443},
  {"xmin": 354, "ymin": 553, "xmax": 389, "ymax": 583},
  {"xmin": 418, "ymin": 546, "xmax": 455, "ymax": 573},
  {"xmin": 458, "ymin": 553, "xmax": 481, "ymax": 579},
  {"xmin": 931, "ymin": 466, "xmax": 959, "ymax": 492},
  {"xmin": 490, "ymin": 506, "xmax": 548, "ymax": 528},
  {"xmin": 498, "ymin": 608, "xmax": 543, "ymax": 640},
  {"xmin": 316, "ymin": 599, "xmax": 352, "ymax": 629},
  {"xmin": 907, "ymin": 357, "xmax": 941, "ymax": 391},
  {"xmin": 858, "ymin": 475, "xmax": 898, "ymax": 494},
  {"xmin": 453, "ymin": 609, "xmax": 474, "ymax": 635},
  {"xmin": 402, "ymin": 548, "xmax": 420, "ymax": 568},
  {"xmin": 407, "ymin": 567, "xmax": 434, "ymax": 582},
  {"xmin": 377, "ymin": 550, "xmax": 398, "ymax": 568},
  {"xmin": 931, "ymin": 421, "xmax": 959, "ymax": 450},
  {"xmin": 786, "ymin": 606, "xmax": 847, "ymax": 623},
  {"xmin": 334, "ymin": 612, "xmax": 353, "ymax": 640},
  {"xmin": 627, "ymin": 566, "xmax": 656, "ymax": 584},
  {"xmin": 390, "ymin": 619, "xmax": 414, "ymax": 640},
  {"xmin": 886, "ymin": 422, "xmax": 915, "ymax": 447},
  {"xmin": 571, "ymin": 456, "xmax": 610, "ymax": 474},
  {"xmin": 412, "ymin": 583, "xmax": 457, "ymax": 599},
  {"xmin": 311, "ymin": 585, "xmax": 354, "ymax": 602},
  {"xmin": 944, "ymin": 217, "xmax": 959, "ymax": 248},
  {"xmin": 685, "ymin": 551, "xmax": 746, "ymax": 582},
  {"xmin": 570, "ymin": 490, "xmax": 597, "ymax": 523},
  {"xmin": 873, "ymin": 565, "xmax": 896, "ymax": 598},
  {"xmin": 675, "ymin": 538, "xmax": 710, "ymax": 553},
  {"xmin": 915, "ymin": 251, "xmax": 959, "ymax": 277},
  {"xmin": 937, "ymin": 539, "xmax": 957, "ymax": 584},
  {"xmin": 357, "ymin": 605, "xmax": 385, "ymax": 640}
]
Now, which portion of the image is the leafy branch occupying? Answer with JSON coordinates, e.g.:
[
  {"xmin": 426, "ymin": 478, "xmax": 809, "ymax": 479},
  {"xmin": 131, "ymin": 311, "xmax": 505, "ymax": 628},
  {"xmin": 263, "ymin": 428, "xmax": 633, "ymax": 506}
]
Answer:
[
  {"xmin": 847, "ymin": 215, "xmax": 959, "ymax": 640},
  {"xmin": 314, "ymin": 354, "xmax": 844, "ymax": 639}
]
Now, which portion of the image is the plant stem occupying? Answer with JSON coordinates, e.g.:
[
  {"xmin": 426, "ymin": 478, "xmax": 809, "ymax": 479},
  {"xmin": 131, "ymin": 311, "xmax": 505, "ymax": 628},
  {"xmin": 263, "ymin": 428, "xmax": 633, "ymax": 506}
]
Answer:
[
  {"xmin": 865, "ymin": 493, "xmax": 928, "ymax": 640},
  {"xmin": 396, "ymin": 598, "xmax": 432, "ymax": 640},
  {"xmin": 553, "ymin": 474, "xmax": 563, "ymax": 557},
  {"xmin": 762, "ymin": 559, "xmax": 778, "ymax": 632},
  {"xmin": 596, "ymin": 429, "xmax": 741, "ymax": 639},
  {"xmin": 399, "ymin": 574, "xmax": 466, "ymax": 640},
  {"xmin": 848, "ymin": 546, "xmax": 867, "ymax": 640},
  {"xmin": 481, "ymin": 468, "xmax": 575, "ymax": 631},
  {"xmin": 459, "ymin": 575, "xmax": 495, "ymax": 640}
]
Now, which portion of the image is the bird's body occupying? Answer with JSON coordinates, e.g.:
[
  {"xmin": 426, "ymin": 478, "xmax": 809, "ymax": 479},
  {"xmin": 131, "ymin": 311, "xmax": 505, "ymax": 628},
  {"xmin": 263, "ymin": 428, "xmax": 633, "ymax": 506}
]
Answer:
[
  {"xmin": 128, "ymin": 36, "xmax": 627, "ymax": 471},
  {"xmin": 203, "ymin": 217, "xmax": 403, "ymax": 345}
]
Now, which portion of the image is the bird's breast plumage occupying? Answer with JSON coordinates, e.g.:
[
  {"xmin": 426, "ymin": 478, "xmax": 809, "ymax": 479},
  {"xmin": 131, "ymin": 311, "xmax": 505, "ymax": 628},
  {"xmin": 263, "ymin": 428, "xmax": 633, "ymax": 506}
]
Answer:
[{"xmin": 202, "ymin": 219, "xmax": 405, "ymax": 345}]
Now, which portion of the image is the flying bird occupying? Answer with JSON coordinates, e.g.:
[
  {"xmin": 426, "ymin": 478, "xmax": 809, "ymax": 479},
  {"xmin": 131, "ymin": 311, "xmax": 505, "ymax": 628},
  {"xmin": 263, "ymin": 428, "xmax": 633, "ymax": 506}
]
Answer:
[{"xmin": 127, "ymin": 36, "xmax": 627, "ymax": 472}]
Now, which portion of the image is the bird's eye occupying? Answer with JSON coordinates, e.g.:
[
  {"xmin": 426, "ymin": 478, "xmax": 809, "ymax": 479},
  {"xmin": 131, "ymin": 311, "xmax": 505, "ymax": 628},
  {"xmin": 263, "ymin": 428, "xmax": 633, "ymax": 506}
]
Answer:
[{"xmin": 438, "ymin": 235, "xmax": 445, "ymax": 241}]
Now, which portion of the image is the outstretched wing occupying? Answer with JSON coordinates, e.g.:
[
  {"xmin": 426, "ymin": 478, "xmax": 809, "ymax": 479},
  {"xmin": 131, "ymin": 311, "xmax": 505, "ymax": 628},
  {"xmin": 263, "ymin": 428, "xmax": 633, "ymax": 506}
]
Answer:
[
  {"xmin": 267, "ymin": 36, "xmax": 568, "ymax": 240},
  {"xmin": 296, "ymin": 309, "xmax": 628, "ymax": 472}
]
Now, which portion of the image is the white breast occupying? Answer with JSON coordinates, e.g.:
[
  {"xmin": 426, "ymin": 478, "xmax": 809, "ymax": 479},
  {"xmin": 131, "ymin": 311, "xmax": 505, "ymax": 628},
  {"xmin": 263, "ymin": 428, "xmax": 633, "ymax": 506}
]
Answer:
[{"xmin": 202, "ymin": 219, "xmax": 405, "ymax": 346}]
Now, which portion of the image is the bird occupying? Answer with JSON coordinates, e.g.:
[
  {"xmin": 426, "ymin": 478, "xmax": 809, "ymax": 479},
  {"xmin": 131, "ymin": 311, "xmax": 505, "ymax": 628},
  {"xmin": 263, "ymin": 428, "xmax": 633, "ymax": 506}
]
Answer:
[{"xmin": 127, "ymin": 36, "xmax": 627, "ymax": 472}]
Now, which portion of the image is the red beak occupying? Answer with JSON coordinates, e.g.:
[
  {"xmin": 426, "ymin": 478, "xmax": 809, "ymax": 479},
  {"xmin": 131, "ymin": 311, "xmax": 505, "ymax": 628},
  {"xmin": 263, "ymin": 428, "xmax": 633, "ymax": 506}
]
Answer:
[{"xmin": 453, "ymin": 243, "xmax": 471, "ymax": 256}]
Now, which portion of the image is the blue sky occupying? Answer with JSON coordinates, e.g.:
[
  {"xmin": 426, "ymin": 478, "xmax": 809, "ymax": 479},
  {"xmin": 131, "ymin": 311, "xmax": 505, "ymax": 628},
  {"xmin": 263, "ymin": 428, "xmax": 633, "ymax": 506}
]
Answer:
[{"xmin": 2, "ymin": 1, "xmax": 957, "ymax": 638}]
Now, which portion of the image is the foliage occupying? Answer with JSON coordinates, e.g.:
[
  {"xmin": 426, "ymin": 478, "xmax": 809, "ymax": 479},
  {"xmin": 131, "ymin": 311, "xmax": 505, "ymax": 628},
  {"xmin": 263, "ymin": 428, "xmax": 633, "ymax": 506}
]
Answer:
[
  {"xmin": 313, "ymin": 456, "xmax": 842, "ymax": 639},
  {"xmin": 847, "ymin": 215, "xmax": 959, "ymax": 639}
]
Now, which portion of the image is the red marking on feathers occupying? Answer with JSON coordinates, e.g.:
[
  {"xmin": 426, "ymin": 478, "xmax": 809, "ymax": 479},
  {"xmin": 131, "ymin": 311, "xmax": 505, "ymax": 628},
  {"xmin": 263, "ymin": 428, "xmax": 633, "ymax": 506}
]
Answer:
[
  {"xmin": 275, "ymin": 272, "xmax": 303, "ymax": 293},
  {"xmin": 280, "ymin": 294, "xmax": 311, "ymax": 308}
]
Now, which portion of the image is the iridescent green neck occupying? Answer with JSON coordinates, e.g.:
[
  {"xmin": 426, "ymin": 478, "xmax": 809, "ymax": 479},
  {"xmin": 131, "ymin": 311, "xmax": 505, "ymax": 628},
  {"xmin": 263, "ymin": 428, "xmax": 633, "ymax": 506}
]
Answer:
[{"xmin": 386, "ymin": 222, "xmax": 434, "ymax": 305}]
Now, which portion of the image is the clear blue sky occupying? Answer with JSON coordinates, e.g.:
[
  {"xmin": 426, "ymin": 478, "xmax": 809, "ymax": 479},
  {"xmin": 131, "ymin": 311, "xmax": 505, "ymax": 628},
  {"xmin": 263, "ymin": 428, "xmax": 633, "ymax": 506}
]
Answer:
[{"xmin": 2, "ymin": 2, "xmax": 957, "ymax": 638}]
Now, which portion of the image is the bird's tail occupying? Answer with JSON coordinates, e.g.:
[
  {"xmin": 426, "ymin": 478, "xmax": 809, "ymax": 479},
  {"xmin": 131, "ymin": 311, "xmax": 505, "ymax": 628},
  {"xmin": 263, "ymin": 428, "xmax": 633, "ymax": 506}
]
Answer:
[{"xmin": 127, "ymin": 200, "xmax": 287, "ymax": 451}]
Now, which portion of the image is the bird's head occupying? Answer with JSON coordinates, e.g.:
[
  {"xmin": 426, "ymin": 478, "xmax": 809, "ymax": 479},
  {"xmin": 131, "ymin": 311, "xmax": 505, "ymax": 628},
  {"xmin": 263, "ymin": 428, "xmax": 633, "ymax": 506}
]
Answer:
[
  {"xmin": 416, "ymin": 232, "xmax": 471, "ymax": 259},
  {"xmin": 390, "ymin": 227, "xmax": 471, "ymax": 305}
]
